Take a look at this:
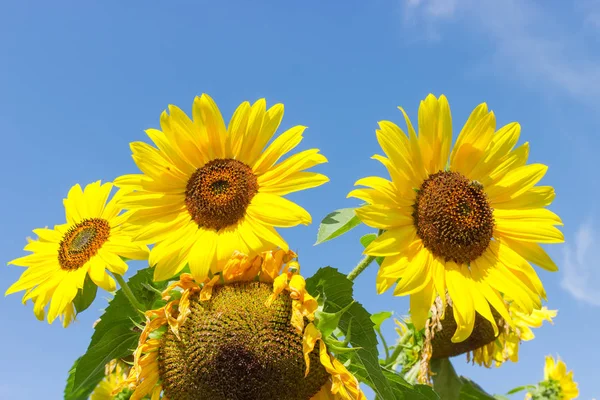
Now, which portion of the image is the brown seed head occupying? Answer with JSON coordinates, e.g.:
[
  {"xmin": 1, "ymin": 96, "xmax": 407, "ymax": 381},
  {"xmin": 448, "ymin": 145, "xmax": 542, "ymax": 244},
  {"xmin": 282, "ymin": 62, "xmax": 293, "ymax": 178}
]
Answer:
[
  {"xmin": 185, "ymin": 159, "xmax": 259, "ymax": 231},
  {"xmin": 413, "ymin": 171, "xmax": 494, "ymax": 264}
]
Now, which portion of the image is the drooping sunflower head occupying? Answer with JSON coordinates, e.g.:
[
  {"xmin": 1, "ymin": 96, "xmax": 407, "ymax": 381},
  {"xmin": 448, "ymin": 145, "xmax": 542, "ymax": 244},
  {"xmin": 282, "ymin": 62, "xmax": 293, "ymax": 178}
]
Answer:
[
  {"xmin": 5, "ymin": 181, "xmax": 149, "ymax": 326},
  {"xmin": 349, "ymin": 94, "xmax": 563, "ymax": 342},
  {"xmin": 120, "ymin": 250, "xmax": 364, "ymax": 400},
  {"xmin": 526, "ymin": 356, "xmax": 579, "ymax": 400},
  {"xmin": 468, "ymin": 306, "xmax": 556, "ymax": 368},
  {"xmin": 391, "ymin": 303, "xmax": 555, "ymax": 384},
  {"xmin": 115, "ymin": 94, "xmax": 329, "ymax": 283}
]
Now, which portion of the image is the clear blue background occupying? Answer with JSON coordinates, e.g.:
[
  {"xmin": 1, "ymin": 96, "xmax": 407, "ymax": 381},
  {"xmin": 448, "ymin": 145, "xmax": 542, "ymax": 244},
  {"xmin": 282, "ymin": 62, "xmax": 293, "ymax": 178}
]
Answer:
[{"xmin": 1, "ymin": 1, "xmax": 599, "ymax": 399}]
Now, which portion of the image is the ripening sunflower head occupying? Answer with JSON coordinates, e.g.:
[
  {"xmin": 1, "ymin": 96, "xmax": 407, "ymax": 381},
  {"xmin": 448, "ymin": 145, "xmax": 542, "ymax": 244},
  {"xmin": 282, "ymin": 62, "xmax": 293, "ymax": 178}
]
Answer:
[
  {"xmin": 5, "ymin": 181, "xmax": 149, "ymax": 326},
  {"xmin": 526, "ymin": 356, "xmax": 579, "ymax": 400},
  {"xmin": 115, "ymin": 94, "xmax": 328, "ymax": 283},
  {"xmin": 349, "ymin": 94, "xmax": 563, "ymax": 342},
  {"xmin": 119, "ymin": 250, "xmax": 364, "ymax": 400}
]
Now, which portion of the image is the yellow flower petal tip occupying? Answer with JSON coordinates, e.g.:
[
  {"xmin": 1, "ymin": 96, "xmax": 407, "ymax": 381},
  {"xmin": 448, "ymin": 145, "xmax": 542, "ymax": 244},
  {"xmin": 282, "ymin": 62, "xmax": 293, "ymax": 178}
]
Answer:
[
  {"xmin": 351, "ymin": 94, "xmax": 562, "ymax": 344},
  {"xmin": 122, "ymin": 250, "xmax": 365, "ymax": 400},
  {"xmin": 115, "ymin": 95, "xmax": 328, "ymax": 283},
  {"xmin": 6, "ymin": 181, "xmax": 148, "ymax": 326}
]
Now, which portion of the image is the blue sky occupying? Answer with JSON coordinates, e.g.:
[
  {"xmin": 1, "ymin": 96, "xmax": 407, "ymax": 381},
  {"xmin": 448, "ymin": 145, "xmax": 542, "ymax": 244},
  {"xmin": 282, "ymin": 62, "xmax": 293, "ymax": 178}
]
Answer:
[{"xmin": 1, "ymin": 1, "xmax": 599, "ymax": 399}]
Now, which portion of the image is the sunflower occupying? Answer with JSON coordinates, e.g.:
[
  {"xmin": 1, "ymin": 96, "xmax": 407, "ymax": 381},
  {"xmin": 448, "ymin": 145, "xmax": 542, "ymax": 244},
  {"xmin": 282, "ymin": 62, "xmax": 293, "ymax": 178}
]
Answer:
[
  {"xmin": 526, "ymin": 356, "xmax": 579, "ymax": 400},
  {"xmin": 91, "ymin": 360, "xmax": 131, "ymax": 400},
  {"xmin": 118, "ymin": 250, "xmax": 364, "ymax": 400},
  {"xmin": 5, "ymin": 181, "xmax": 149, "ymax": 326},
  {"xmin": 115, "ymin": 94, "xmax": 328, "ymax": 283},
  {"xmin": 391, "ymin": 304, "xmax": 555, "ymax": 384},
  {"xmin": 349, "ymin": 94, "xmax": 563, "ymax": 342},
  {"xmin": 468, "ymin": 306, "xmax": 556, "ymax": 368}
]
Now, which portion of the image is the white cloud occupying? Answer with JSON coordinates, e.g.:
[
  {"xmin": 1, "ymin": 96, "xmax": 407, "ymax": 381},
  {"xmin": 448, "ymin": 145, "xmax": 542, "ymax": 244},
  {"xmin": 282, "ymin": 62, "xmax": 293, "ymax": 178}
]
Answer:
[
  {"xmin": 561, "ymin": 221, "xmax": 600, "ymax": 306},
  {"xmin": 401, "ymin": 0, "xmax": 600, "ymax": 99}
]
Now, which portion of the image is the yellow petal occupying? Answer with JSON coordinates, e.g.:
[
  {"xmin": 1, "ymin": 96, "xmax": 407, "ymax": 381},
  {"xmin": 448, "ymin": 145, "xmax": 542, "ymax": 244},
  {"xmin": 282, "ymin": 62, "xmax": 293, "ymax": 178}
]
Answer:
[
  {"xmin": 494, "ymin": 208, "xmax": 563, "ymax": 226},
  {"xmin": 450, "ymin": 104, "xmax": 495, "ymax": 176},
  {"xmin": 492, "ymin": 186, "xmax": 555, "ymax": 209},
  {"xmin": 398, "ymin": 106, "xmax": 428, "ymax": 182},
  {"xmin": 393, "ymin": 248, "xmax": 432, "ymax": 296},
  {"xmin": 193, "ymin": 94, "xmax": 227, "ymax": 159},
  {"xmin": 88, "ymin": 260, "xmax": 116, "ymax": 292},
  {"xmin": 97, "ymin": 250, "xmax": 129, "ymax": 276},
  {"xmin": 354, "ymin": 204, "xmax": 413, "ymax": 230},
  {"xmin": 161, "ymin": 105, "xmax": 208, "ymax": 168},
  {"xmin": 188, "ymin": 230, "xmax": 218, "ymax": 282},
  {"xmin": 64, "ymin": 184, "xmax": 87, "ymax": 224},
  {"xmin": 252, "ymin": 126, "xmax": 306, "ymax": 174},
  {"xmin": 469, "ymin": 122, "xmax": 520, "ymax": 182},
  {"xmin": 410, "ymin": 281, "xmax": 435, "ymax": 331},
  {"xmin": 417, "ymin": 94, "xmax": 452, "ymax": 173},
  {"xmin": 495, "ymin": 218, "xmax": 564, "ymax": 244},
  {"xmin": 47, "ymin": 268, "xmax": 87, "ymax": 323},
  {"xmin": 481, "ymin": 142, "xmax": 529, "ymax": 187},
  {"xmin": 445, "ymin": 262, "xmax": 476, "ymax": 342},
  {"xmin": 247, "ymin": 193, "xmax": 311, "ymax": 227},
  {"xmin": 486, "ymin": 163, "xmax": 547, "ymax": 203},
  {"xmin": 5, "ymin": 264, "xmax": 61, "ymax": 295},
  {"xmin": 499, "ymin": 237, "xmax": 558, "ymax": 271},
  {"xmin": 144, "ymin": 128, "xmax": 197, "ymax": 176},
  {"xmin": 363, "ymin": 226, "xmax": 417, "ymax": 256},
  {"xmin": 258, "ymin": 149, "xmax": 327, "ymax": 186},
  {"xmin": 84, "ymin": 181, "xmax": 112, "ymax": 218},
  {"xmin": 228, "ymin": 101, "xmax": 252, "ymax": 158},
  {"xmin": 247, "ymin": 102, "xmax": 285, "ymax": 168},
  {"xmin": 375, "ymin": 121, "xmax": 419, "ymax": 186},
  {"xmin": 245, "ymin": 216, "xmax": 289, "ymax": 251},
  {"xmin": 259, "ymin": 172, "xmax": 328, "ymax": 196}
]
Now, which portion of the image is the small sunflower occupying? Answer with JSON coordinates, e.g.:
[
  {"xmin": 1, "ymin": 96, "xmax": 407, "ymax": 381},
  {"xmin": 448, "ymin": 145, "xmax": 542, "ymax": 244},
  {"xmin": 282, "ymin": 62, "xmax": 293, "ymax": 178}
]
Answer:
[
  {"xmin": 526, "ymin": 356, "xmax": 579, "ymax": 400},
  {"xmin": 119, "ymin": 250, "xmax": 364, "ymax": 400},
  {"xmin": 91, "ymin": 360, "xmax": 131, "ymax": 400},
  {"xmin": 5, "ymin": 181, "xmax": 149, "ymax": 326},
  {"xmin": 115, "ymin": 94, "xmax": 328, "ymax": 282},
  {"xmin": 349, "ymin": 94, "xmax": 563, "ymax": 342}
]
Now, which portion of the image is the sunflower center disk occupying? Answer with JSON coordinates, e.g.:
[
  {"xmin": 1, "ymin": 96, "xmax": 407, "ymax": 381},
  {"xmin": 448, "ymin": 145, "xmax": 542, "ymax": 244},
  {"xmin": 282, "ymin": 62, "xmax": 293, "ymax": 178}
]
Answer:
[
  {"xmin": 158, "ymin": 282, "xmax": 329, "ymax": 400},
  {"xmin": 58, "ymin": 218, "xmax": 110, "ymax": 271},
  {"xmin": 185, "ymin": 159, "xmax": 259, "ymax": 231},
  {"xmin": 413, "ymin": 171, "xmax": 494, "ymax": 264}
]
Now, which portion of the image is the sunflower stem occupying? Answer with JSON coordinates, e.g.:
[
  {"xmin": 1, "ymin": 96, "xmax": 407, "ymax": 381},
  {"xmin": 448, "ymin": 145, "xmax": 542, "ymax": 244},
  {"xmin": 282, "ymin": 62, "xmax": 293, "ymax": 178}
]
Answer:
[
  {"xmin": 347, "ymin": 229, "xmax": 384, "ymax": 282},
  {"xmin": 386, "ymin": 331, "xmax": 412, "ymax": 366},
  {"xmin": 377, "ymin": 329, "xmax": 390, "ymax": 360},
  {"xmin": 346, "ymin": 255, "xmax": 376, "ymax": 281},
  {"xmin": 113, "ymin": 273, "xmax": 146, "ymax": 312}
]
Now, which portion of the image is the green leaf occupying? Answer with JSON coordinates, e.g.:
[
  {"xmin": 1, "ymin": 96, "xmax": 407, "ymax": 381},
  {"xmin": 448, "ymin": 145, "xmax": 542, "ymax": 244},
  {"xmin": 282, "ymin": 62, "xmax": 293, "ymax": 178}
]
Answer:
[
  {"xmin": 431, "ymin": 358, "xmax": 496, "ymax": 400},
  {"xmin": 458, "ymin": 379, "xmax": 496, "ymax": 400},
  {"xmin": 64, "ymin": 358, "xmax": 88, "ymax": 400},
  {"xmin": 73, "ymin": 274, "xmax": 98, "ymax": 314},
  {"xmin": 505, "ymin": 385, "xmax": 536, "ymax": 395},
  {"xmin": 306, "ymin": 267, "xmax": 397, "ymax": 399},
  {"xmin": 360, "ymin": 234, "xmax": 384, "ymax": 265},
  {"xmin": 351, "ymin": 363, "xmax": 440, "ymax": 400},
  {"xmin": 65, "ymin": 267, "xmax": 168, "ymax": 399},
  {"xmin": 315, "ymin": 300, "xmax": 355, "ymax": 338},
  {"xmin": 371, "ymin": 311, "xmax": 393, "ymax": 332},
  {"xmin": 315, "ymin": 208, "xmax": 361, "ymax": 245},
  {"xmin": 431, "ymin": 358, "xmax": 463, "ymax": 400}
]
